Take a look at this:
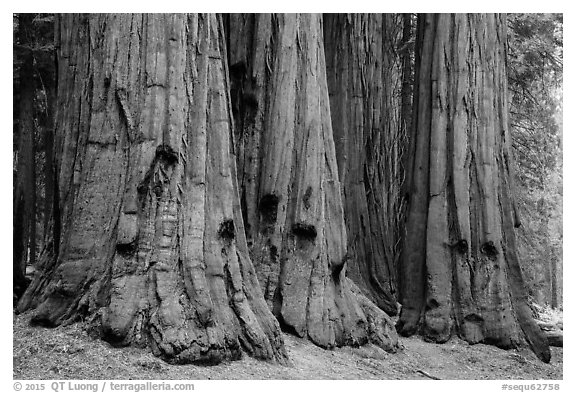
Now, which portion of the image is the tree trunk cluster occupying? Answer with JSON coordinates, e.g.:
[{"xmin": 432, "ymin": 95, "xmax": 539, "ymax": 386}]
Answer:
[{"xmin": 16, "ymin": 12, "xmax": 551, "ymax": 365}]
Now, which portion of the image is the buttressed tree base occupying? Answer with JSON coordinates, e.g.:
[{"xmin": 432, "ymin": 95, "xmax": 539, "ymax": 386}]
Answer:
[{"xmin": 19, "ymin": 13, "xmax": 287, "ymax": 365}]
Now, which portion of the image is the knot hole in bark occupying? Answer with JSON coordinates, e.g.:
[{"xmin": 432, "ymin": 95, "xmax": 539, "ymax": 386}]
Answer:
[
  {"xmin": 425, "ymin": 298, "xmax": 440, "ymax": 311},
  {"xmin": 291, "ymin": 223, "xmax": 317, "ymax": 241},
  {"xmin": 449, "ymin": 239, "xmax": 469, "ymax": 254},
  {"xmin": 480, "ymin": 241, "xmax": 499, "ymax": 260},
  {"xmin": 116, "ymin": 240, "xmax": 137, "ymax": 257},
  {"xmin": 155, "ymin": 144, "xmax": 178, "ymax": 166},
  {"xmin": 259, "ymin": 194, "xmax": 279, "ymax": 224},
  {"xmin": 218, "ymin": 219, "xmax": 235, "ymax": 241}
]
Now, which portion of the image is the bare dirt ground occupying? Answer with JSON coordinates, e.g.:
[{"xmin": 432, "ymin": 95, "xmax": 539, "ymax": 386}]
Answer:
[{"xmin": 13, "ymin": 312, "xmax": 562, "ymax": 380}]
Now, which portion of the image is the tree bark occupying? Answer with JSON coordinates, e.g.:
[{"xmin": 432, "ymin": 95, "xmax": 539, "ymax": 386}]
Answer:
[
  {"xmin": 549, "ymin": 245, "xmax": 558, "ymax": 308},
  {"xmin": 396, "ymin": 14, "xmax": 551, "ymax": 363},
  {"xmin": 18, "ymin": 13, "xmax": 287, "ymax": 365},
  {"xmin": 323, "ymin": 13, "xmax": 408, "ymax": 316},
  {"xmin": 227, "ymin": 13, "xmax": 398, "ymax": 351},
  {"xmin": 42, "ymin": 59, "xmax": 56, "ymax": 240},
  {"xmin": 14, "ymin": 13, "xmax": 37, "ymax": 301}
]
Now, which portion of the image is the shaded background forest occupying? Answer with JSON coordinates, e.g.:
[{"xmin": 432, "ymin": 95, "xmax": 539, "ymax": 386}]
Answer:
[{"xmin": 13, "ymin": 13, "xmax": 562, "ymax": 310}]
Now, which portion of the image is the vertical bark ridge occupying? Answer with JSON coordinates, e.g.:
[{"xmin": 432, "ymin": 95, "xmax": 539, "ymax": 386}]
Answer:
[
  {"xmin": 422, "ymin": 13, "xmax": 452, "ymax": 341},
  {"xmin": 19, "ymin": 13, "xmax": 288, "ymax": 366},
  {"xmin": 397, "ymin": 13, "xmax": 436, "ymax": 335}
]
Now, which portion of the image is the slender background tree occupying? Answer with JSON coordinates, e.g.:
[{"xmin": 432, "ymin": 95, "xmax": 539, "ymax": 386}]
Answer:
[{"xmin": 13, "ymin": 13, "xmax": 37, "ymax": 301}]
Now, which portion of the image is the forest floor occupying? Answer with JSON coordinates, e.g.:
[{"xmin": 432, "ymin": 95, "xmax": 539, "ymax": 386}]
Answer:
[{"xmin": 13, "ymin": 312, "xmax": 562, "ymax": 380}]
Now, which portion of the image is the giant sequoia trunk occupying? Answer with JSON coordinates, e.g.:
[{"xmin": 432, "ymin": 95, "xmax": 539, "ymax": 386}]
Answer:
[
  {"xmin": 13, "ymin": 13, "xmax": 37, "ymax": 301},
  {"xmin": 18, "ymin": 13, "xmax": 287, "ymax": 365},
  {"xmin": 323, "ymin": 14, "xmax": 408, "ymax": 316},
  {"xmin": 397, "ymin": 14, "xmax": 551, "ymax": 362},
  {"xmin": 227, "ymin": 13, "xmax": 398, "ymax": 351}
]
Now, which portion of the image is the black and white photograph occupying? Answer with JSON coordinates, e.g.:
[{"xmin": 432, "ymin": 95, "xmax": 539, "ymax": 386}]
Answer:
[{"xmin": 10, "ymin": 7, "xmax": 566, "ymax": 386}]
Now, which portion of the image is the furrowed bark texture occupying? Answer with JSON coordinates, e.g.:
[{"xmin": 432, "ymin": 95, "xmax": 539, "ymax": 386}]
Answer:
[
  {"xmin": 323, "ymin": 14, "xmax": 408, "ymax": 316},
  {"xmin": 14, "ymin": 13, "xmax": 37, "ymax": 300},
  {"xmin": 397, "ymin": 14, "xmax": 551, "ymax": 363},
  {"xmin": 18, "ymin": 13, "xmax": 288, "ymax": 365},
  {"xmin": 41, "ymin": 55, "xmax": 57, "ymax": 240},
  {"xmin": 227, "ymin": 13, "xmax": 398, "ymax": 351}
]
